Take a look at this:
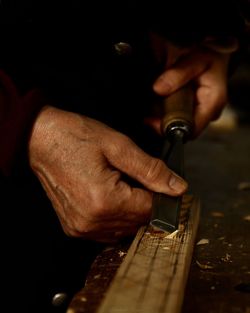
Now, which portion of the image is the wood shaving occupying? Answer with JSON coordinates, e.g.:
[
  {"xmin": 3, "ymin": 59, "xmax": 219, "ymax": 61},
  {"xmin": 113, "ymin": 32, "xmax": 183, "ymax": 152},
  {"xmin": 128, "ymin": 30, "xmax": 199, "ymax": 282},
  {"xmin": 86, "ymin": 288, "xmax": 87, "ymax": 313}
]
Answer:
[
  {"xmin": 238, "ymin": 181, "xmax": 250, "ymax": 190},
  {"xmin": 118, "ymin": 250, "xmax": 127, "ymax": 257},
  {"xmin": 196, "ymin": 238, "xmax": 209, "ymax": 245},
  {"xmin": 218, "ymin": 236, "xmax": 225, "ymax": 240},
  {"xmin": 211, "ymin": 211, "xmax": 224, "ymax": 217},
  {"xmin": 104, "ymin": 246, "xmax": 115, "ymax": 252},
  {"xmin": 196, "ymin": 260, "xmax": 214, "ymax": 270},
  {"xmin": 80, "ymin": 297, "xmax": 87, "ymax": 302},
  {"xmin": 243, "ymin": 215, "xmax": 250, "ymax": 221},
  {"xmin": 165, "ymin": 230, "xmax": 180, "ymax": 239}
]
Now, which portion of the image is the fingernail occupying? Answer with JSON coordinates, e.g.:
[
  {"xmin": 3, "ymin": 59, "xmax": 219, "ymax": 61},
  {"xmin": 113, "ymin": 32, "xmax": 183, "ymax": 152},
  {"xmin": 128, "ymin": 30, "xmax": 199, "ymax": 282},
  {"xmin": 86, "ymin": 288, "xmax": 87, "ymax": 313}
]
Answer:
[
  {"xmin": 169, "ymin": 173, "xmax": 187, "ymax": 193},
  {"xmin": 153, "ymin": 76, "xmax": 170, "ymax": 93}
]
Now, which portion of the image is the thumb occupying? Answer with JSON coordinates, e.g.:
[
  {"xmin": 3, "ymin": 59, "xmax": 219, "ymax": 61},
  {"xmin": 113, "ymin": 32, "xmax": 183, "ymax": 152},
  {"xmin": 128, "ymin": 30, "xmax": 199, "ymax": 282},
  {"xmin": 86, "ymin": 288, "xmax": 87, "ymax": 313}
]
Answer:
[{"xmin": 103, "ymin": 133, "xmax": 187, "ymax": 196}]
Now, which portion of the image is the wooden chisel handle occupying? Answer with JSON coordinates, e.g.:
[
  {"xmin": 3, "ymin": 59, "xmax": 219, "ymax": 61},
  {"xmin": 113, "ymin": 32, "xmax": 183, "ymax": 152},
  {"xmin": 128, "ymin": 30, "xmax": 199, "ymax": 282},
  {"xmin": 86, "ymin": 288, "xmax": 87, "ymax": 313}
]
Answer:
[{"xmin": 161, "ymin": 84, "xmax": 195, "ymax": 141}]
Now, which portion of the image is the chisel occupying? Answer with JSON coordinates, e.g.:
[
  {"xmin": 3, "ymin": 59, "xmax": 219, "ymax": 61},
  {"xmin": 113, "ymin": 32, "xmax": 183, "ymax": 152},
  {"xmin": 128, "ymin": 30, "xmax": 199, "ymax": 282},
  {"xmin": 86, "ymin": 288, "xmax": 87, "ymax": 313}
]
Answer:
[{"xmin": 150, "ymin": 84, "xmax": 194, "ymax": 233}]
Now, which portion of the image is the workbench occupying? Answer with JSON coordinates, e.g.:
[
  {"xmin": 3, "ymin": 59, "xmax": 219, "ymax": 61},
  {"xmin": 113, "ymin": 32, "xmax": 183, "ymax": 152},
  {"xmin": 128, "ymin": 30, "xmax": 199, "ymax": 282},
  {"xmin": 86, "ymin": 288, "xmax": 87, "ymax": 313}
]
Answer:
[
  {"xmin": 67, "ymin": 109, "xmax": 250, "ymax": 313},
  {"xmin": 183, "ymin": 119, "xmax": 250, "ymax": 313}
]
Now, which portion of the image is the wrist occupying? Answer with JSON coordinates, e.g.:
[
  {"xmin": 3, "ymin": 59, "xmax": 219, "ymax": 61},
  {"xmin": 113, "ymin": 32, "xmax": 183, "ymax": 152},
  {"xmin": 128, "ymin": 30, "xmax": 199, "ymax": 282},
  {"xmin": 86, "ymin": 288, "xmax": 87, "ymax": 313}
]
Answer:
[{"xmin": 28, "ymin": 105, "xmax": 59, "ymax": 165}]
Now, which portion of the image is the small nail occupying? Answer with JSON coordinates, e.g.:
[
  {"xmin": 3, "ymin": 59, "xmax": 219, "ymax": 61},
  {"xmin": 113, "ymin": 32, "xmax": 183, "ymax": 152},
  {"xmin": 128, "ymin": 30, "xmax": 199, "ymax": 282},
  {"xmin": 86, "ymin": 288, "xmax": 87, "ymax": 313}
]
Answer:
[{"xmin": 169, "ymin": 173, "xmax": 187, "ymax": 193}]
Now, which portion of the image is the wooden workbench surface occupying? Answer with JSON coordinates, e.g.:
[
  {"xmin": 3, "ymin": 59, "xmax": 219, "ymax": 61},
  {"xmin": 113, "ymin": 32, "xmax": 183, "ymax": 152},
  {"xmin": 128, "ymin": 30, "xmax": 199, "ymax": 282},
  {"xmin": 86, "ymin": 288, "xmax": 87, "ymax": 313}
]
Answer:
[
  {"xmin": 68, "ymin": 117, "xmax": 250, "ymax": 313},
  {"xmin": 182, "ymin": 122, "xmax": 250, "ymax": 313}
]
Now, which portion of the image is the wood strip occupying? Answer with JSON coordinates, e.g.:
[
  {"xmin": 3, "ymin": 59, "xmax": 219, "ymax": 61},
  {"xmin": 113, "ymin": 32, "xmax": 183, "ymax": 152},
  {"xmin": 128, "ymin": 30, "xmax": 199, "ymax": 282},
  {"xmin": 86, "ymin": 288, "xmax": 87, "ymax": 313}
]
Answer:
[{"xmin": 96, "ymin": 195, "xmax": 200, "ymax": 313}]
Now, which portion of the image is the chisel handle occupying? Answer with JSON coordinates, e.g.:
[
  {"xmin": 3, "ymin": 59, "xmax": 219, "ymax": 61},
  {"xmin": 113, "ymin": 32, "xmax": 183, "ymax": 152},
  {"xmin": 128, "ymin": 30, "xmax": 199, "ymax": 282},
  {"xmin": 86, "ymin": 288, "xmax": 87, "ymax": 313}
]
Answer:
[{"xmin": 161, "ymin": 84, "xmax": 195, "ymax": 141}]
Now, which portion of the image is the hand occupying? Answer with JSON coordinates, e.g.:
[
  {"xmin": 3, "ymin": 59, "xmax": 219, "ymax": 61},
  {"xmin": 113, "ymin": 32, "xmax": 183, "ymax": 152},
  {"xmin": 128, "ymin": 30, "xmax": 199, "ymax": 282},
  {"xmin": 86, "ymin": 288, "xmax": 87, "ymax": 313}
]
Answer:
[
  {"xmin": 150, "ymin": 38, "xmax": 231, "ymax": 136},
  {"xmin": 28, "ymin": 106, "xmax": 187, "ymax": 242}
]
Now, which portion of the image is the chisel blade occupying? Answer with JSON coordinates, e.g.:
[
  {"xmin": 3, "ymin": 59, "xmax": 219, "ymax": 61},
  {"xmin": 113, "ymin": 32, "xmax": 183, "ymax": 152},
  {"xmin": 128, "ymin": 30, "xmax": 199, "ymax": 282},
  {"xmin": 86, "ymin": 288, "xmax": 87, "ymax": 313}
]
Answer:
[{"xmin": 150, "ymin": 130, "xmax": 185, "ymax": 233}]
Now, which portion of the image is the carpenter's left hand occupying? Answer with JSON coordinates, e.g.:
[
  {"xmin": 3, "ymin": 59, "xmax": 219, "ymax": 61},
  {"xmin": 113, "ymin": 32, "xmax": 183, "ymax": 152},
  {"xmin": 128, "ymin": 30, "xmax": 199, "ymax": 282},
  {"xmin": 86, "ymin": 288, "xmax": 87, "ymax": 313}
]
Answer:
[{"xmin": 149, "ymin": 39, "xmax": 232, "ymax": 137}]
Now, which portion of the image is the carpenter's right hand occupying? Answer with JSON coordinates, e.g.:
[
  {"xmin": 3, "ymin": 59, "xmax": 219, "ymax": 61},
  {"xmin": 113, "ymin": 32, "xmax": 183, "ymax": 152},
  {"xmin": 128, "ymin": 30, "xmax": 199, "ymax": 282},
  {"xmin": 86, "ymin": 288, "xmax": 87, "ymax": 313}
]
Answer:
[{"xmin": 28, "ymin": 106, "xmax": 187, "ymax": 242}]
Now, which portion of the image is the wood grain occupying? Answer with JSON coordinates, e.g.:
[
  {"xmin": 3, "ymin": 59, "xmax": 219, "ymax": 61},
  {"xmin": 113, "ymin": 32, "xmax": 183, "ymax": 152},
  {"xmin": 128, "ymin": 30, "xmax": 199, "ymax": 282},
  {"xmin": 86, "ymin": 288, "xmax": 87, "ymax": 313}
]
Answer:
[{"xmin": 96, "ymin": 195, "xmax": 200, "ymax": 313}]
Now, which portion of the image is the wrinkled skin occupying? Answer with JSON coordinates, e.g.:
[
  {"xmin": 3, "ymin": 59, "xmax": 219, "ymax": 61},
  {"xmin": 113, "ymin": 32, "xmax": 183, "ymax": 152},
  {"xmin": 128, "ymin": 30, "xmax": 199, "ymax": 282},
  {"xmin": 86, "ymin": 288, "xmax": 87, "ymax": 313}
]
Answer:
[
  {"xmin": 29, "ymin": 108, "xmax": 187, "ymax": 242},
  {"xmin": 29, "ymin": 37, "xmax": 233, "ymax": 242}
]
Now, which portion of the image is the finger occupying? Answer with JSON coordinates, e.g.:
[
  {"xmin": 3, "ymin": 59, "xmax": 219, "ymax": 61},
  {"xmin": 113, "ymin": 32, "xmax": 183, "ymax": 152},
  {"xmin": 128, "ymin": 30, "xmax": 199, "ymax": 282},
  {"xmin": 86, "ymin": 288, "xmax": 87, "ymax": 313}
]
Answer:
[
  {"xmin": 61, "ymin": 219, "xmax": 141, "ymax": 239},
  {"xmin": 144, "ymin": 117, "xmax": 161, "ymax": 134},
  {"xmin": 193, "ymin": 66, "xmax": 228, "ymax": 136},
  {"xmin": 194, "ymin": 86, "xmax": 227, "ymax": 136},
  {"xmin": 103, "ymin": 134, "xmax": 187, "ymax": 196},
  {"xmin": 67, "ymin": 225, "xmax": 140, "ymax": 242},
  {"xmin": 153, "ymin": 52, "xmax": 209, "ymax": 96},
  {"xmin": 82, "ymin": 227, "xmax": 140, "ymax": 243},
  {"xmin": 110, "ymin": 181, "xmax": 153, "ymax": 221}
]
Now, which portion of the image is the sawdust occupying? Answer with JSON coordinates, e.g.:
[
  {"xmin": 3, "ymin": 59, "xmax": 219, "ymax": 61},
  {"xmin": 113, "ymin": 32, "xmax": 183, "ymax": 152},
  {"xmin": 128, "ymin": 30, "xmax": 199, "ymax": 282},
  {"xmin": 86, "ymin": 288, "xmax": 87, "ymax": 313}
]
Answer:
[
  {"xmin": 118, "ymin": 250, "xmax": 127, "ymax": 257},
  {"xmin": 103, "ymin": 246, "xmax": 115, "ymax": 252},
  {"xmin": 211, "ymin": 211, "xmax": 224, "ymax": 217},
  {"xmin": 238, "ymin": 181, "xmax": 250, "ymax": 190},
  {"xmin": 80, "ymin": 297, "xmax": 87, "ymax": 302},
  {"xmin": 196, "ymin": 260, "xmax": 214, "ymax": 270},
  {"xmin": 221, "ymin": 253, "xmax": 232, "ymax": 263},
  {"xmin": 243, "ymin": 215, "xmax": 250, "ymax": 221},
  {"xmin": 218, "ymin": 236, "xmax": 226, "ymax": 240},
  {"xmin": 196, "ymin": 238, "xmax": 209, "ymax": 245}
]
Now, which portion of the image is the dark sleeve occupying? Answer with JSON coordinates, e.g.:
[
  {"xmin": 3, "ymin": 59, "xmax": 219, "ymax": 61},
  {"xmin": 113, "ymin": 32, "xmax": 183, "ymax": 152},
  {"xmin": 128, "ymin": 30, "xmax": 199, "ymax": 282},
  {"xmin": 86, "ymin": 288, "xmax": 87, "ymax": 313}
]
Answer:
[
  {"xmin": 0, "ymin": 69, "xmax": 45, "ymax": 176},
  {"xmin": 144, "ymin": 0, "xmax": 248, "ymax": 76},
  {"xmin": 145, "ymin": 0, "xmax": 247, "ymax": 46}
]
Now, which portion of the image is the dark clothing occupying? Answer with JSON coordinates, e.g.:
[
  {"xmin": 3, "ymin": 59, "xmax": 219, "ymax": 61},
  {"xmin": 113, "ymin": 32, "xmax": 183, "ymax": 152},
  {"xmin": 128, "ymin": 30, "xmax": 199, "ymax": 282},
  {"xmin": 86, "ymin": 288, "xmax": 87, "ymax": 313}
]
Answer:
[
  {"xmin": 0, "ymin": 0, "xmax": 247, "ymax": 176},
  {"xmin": 0, "ymin": 1, "xmax": 248, "ymax": 312}
]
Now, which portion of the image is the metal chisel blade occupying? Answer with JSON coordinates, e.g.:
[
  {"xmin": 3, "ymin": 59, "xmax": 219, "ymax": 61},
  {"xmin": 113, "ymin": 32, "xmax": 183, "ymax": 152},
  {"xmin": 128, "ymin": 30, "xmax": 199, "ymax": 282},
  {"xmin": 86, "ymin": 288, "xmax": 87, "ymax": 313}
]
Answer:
[{"xmin": 150, "ymin": 131, "xmax": 184, "ymax": 233}]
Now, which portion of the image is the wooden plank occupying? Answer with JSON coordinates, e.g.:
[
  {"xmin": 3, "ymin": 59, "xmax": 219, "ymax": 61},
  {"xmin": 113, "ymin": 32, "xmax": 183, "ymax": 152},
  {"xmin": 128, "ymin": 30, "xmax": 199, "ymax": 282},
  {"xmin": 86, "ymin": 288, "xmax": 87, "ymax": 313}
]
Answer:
[{"xmin": 96, "ymin": 195, "xmax": 200, "ymax": 313}]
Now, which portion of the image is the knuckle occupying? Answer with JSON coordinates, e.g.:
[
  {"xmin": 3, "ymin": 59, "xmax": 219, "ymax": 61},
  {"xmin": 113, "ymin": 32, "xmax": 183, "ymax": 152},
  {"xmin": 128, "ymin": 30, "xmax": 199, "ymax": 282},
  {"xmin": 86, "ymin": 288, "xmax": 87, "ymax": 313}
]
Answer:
[
  {"xmin": 91, "ymin": 192, "xmax": 110, "ymax": 219},
  {"xmin": 212, "ymin": 88, "xmax": 228, "ymax": 113},
  {"xmin": 144, "ymin": 158, "xmax": 166, "ymax": 184},
  {"xmin": 164, "ymin": 71, "xmax": 180, "ymax": 89},
  {"xmin": 107, "ymin": 132, "xmax": 132, "ymax": 156},
  {"xmin": 62, "ymin": 224, "xmax": 81, "ymax": 238},
  {"xmin": 115, "ymin": 133, "xmax": 133, "ymax": 150},
  {"xmin": 72, "ymin": 218, "xmax": 94, "ymax": 235}
]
